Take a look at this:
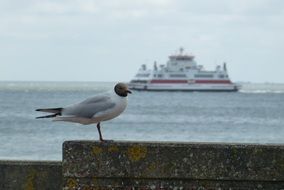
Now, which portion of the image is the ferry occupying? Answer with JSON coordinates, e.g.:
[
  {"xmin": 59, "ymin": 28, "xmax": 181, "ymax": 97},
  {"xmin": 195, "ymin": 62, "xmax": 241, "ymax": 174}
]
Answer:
[{"xmin": 128, "ymin": 48, "xmax": 240, "ymax": 91}]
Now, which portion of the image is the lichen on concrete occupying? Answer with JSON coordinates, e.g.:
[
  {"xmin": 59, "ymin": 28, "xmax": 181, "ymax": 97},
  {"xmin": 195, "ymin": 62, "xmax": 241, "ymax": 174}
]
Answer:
[
  {"xmin": 23, "ymin": 169, "xmax": 36, "ymax": 190},
  {"xmin": 127, "ymin": 145, "xmax": 147, "ymax": 162},
  {"xmin": 66, "ymin": 178, "xmax": 78, "ymax": 190},
  {"xmin": 0, "ymin": 160, "xmax": 62, "ymax": 190},
  {"xmin": 62, "ymin": 141, "xmax": 284, "ymax": 189},
  {"xmin": 92, "ymin": 146, "xmax": 103, "ymax": 156}
]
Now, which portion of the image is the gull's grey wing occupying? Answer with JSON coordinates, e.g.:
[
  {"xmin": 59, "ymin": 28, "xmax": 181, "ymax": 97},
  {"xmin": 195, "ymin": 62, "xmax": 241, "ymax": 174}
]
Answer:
[
  {"xmin": 80, "ymin": 95, "xmax": 111, "ymax": 104},
  {"xmin": 62, "ymin": 95, "xmax": 115, "ymax": 118}
]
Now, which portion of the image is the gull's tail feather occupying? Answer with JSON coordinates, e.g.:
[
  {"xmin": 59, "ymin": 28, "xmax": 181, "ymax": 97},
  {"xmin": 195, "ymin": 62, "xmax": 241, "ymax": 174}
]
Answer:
[
  {"xmin": 36, "ymin": 113, "xmax": 59, "ymax": 119},
  {"xmin": 36, "ymin": 107, "xmax": 63, "ymax": 113},
  {"xmin": 35, "ymin": 107, "xmax": 63, "ymax": 119}
]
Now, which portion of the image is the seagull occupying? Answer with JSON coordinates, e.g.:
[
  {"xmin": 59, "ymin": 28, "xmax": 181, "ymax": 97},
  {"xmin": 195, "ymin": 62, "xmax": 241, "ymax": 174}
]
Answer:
[{"xmin": 35, "ymin": 83, "xmax": 131, "ymax": 141}]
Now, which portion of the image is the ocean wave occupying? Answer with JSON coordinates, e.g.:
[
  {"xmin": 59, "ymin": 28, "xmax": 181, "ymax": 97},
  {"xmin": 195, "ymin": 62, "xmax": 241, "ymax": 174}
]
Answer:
[
  {"xmin": 240, "ymin": 90, "xmax": 284, "ymax": 94},
  {"xmin": 238, "ymin": 83, "xmax": 284, "ymax": 94}
]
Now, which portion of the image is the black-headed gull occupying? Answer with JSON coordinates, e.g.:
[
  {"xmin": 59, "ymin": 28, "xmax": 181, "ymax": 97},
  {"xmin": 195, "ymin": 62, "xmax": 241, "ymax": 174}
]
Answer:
[{"xmin": 36, "ymin": 83, "xmax": 131, "ymax": 141}]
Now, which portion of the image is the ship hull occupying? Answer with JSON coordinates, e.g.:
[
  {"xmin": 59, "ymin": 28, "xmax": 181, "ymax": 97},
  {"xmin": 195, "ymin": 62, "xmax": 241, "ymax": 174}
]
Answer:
[{"xmin": 128, "ymin": 83, "xmax": 240, "ymax": 92}]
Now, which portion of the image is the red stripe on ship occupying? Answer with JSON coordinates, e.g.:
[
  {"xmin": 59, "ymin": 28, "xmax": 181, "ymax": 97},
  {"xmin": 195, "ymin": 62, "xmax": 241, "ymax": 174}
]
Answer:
[
  {"xmin": 195, "ymin": 80, "xmax": 232, "ymax": 84},
  {"xmin": 150, "ymin": 80, "xmax": 232, "ymax": 84}
]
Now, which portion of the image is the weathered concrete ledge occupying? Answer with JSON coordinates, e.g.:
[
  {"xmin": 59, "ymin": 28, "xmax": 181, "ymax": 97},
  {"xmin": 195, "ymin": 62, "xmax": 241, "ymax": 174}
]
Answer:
[
  {"xmin": 1, "ymin": 142, "xmax": 284, "ymax": 189},
  {"xmin": 63, "ymin": 141, "xmax": 284, "ymax": 190},
  {"xmin": 0, "ymin": 160, "xmax": 62, "ymax": 190}
]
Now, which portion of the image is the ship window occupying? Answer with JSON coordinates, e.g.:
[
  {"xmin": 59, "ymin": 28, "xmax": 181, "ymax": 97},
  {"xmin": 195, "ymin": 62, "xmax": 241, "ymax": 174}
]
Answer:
[
  {"xmin": 131, "ymin": 80, "xmax": 148, "ymax": 83},
  {"xmin": 136, "ymin": 74, "xmax": 150, "ymax": 77},
  {"xmin": 170, "ymin": 74, "xmax": 186, "ymax": 78},
  {"xmin": 194, "ymin": 74, "xmax": 214, "ymax": 78},
  {"xmin": 158, "ymin": 74, "xmax": 163, "ymax": 78},
  {"xmin": 218, "ymin": 74, "xmax": 225, "ymax": 78},
  {"xmin": 176, "ymin": 57, "xmax": 193, "ymax": 61}
]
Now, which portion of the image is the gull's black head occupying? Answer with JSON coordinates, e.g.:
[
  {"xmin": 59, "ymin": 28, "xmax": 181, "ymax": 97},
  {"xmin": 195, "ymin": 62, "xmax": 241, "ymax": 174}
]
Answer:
[{"xmin": 114, "ymin": 83, "xmax": 132, "ymax": 97}]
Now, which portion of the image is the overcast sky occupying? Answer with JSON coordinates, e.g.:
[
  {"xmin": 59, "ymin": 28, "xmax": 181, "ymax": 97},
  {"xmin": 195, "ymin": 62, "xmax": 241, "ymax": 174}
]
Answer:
[{"xmin": 0, "ymin": 0, "xmax": 283, "ymax": 83}]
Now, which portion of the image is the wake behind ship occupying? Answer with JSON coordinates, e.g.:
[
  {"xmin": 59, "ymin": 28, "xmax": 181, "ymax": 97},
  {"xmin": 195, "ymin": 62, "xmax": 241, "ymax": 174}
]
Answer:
[{"xmin": 129, "ymin": 48, "xmax": 240, "ymax": 91}]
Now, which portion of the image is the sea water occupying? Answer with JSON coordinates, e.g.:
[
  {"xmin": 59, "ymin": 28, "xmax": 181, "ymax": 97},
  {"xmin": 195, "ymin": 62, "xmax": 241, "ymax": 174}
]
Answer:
[{"xmin": 0, "ymin": 81, "xmax": 284, "ymax": 160}]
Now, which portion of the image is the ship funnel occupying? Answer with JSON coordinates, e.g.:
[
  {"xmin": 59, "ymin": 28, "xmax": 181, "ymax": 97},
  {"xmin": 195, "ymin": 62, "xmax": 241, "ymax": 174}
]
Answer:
[
  {"xmin": 223, "ymin": 62, "xmax": 227, "ymax": 71},
  {"xmin": 179, "ymin": 47, "xmax": 184, "ymax": 55}
]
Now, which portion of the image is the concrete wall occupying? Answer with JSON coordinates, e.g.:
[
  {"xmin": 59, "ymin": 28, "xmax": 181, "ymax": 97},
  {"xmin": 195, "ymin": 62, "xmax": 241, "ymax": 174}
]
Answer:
[
  {"xmin": 63, "ymin": 141, "xmax": 284, "ymax": 190},
  {"xmin": 1, "ymin": 141, "xmax": 284, "ymax": 189},
  {"xmin": 0, "ymin": 160, "xmax": 62, "ymax": 190}
]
